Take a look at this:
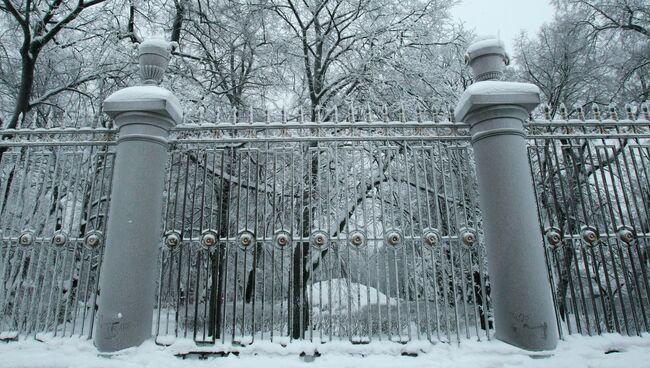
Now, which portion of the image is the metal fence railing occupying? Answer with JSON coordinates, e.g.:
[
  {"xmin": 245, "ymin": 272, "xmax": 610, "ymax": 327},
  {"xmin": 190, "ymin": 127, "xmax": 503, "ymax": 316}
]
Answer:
[
  {"xmin": 154, "ymin": 121, "xmax": 491, "ymax": 345},
  {"xmin": 0, "ymin": 128, "xmax": 116, "ymax": 339},
  {"xmin": 528, "ymin": 106, "xmax": 650, "ymax": 338},
  {"xmin": 1, "ymin": 104, "xmax": 649, "ymax": 348}
]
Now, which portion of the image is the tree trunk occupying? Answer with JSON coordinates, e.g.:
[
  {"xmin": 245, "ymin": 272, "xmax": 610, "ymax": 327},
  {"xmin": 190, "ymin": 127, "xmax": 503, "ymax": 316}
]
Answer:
[
  {"xmin": 290, "ymin": 142, "xmax": 319, "ymax": 339},
  {"xmin": 291, "ymin": 241, "xmax": 310, "ymax": 339},
  {"xmin": 7, "ymin": 50, "xmax": 38, "ymax": 129},
  {"xmin": 0, "ymin": 49, "xmax": 38, "ymax": 171},
  {"xmin": 208, "ymin": 152, "xmax": 233, "ymax": 339},
  {"xmin": 208, "ymin": 245, "xmax": 226, "ymax": 339},
  {"xmin": 170, "ymin": 0, "xmax": 185, "ymax": 45}
]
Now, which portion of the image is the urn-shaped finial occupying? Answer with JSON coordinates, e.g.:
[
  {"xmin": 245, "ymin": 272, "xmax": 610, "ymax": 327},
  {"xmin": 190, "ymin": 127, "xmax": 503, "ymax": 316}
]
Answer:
[
  {"xmin": 465, "ymin": 36, "xmax": 510, "ymax": 82},
  {"xmin": 138, "ymin": 38, "xmax": 172, "ymax": 85}
]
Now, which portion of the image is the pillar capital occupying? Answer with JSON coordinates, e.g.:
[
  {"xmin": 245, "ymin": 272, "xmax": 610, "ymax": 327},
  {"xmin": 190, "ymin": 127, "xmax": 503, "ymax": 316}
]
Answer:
[
  {"xmin": 456, "ymin": 35, "xmax": 540, "ymax": 127},
  {"xmin": 454, "ymin": 81, "xmax": 540, "ymax": 124},
  {"xmin": 103, "ymin": 37, "xmax": 182, "ymax": 127},
  {"xmin": 464, "ymin": 36, "xmax": 510, "ymax": 81},
  {"xmin": 104, "ymin": 85, "xmax": 183, "ymax": 127}
]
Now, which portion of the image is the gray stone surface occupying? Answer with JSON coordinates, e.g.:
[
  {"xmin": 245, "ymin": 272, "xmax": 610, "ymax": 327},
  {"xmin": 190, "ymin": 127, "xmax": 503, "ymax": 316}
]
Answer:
[
  {"xmin": 455, "ymin": 36, "xmax": 558, "ymax": 351},
  {"xmin": 463, "ymin": 36, "xmax": 510, "ymax": 82},
  {"xmin": 94, "ymin": 39, "xmax": 182, "ymax": 353}
]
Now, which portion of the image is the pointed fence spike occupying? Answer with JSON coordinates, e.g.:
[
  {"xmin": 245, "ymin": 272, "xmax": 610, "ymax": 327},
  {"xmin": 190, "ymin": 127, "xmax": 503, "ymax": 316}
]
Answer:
[
  {"xmin": 559, "ymin": 103, "xmax": 567, "ymax": 120},
  {"xmin": 543, "ymin": 104, "xmax": 551, "ymax": 120},
  {"xmin": 592, "ymin": 103, "xmax": 601, "ymax": 120},
  {"xmin": 642, "ymin": 102, "xmax": 649, "ymax": 120},
  {"xmin": 198, "ymin": 105, "xmax": 204, "ymax": 124},
  {"xmin": 400, "ymin": 103, "xmax": 406, "ymax": 123},
  {"xmin": 576, "ymin": 106, "xmax": 585, "ymax": 121},
  {"xmin": 609, "ymin": 104, "xmax": 618, "ymax": 120},
  {"xmin": 625, "ymin": 104, "xmax": 634, "ymax": 120},
  {"xmin": 366, "ymin": 103, "xmax": 372, "ymax": 123},
  {"xmin": 334, "ymin": 105, "xmax": 339, "ymax": 124}
]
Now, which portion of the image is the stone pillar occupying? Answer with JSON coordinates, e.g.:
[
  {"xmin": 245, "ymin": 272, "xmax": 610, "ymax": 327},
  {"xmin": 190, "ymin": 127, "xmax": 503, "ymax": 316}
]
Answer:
[
  {"xmin": 455, "ymin": 37, "xmax": 558, "ymax": 351},
  {"xmin": 94, "ymin": 39, "xmax": 182, "ymax": 352}
]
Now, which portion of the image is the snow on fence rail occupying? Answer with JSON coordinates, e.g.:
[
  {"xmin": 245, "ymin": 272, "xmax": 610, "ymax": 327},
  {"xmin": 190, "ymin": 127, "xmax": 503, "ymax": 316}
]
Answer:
[{"xmin": 1, "ymin": 104, "xmax": 649, "ymax": 346}]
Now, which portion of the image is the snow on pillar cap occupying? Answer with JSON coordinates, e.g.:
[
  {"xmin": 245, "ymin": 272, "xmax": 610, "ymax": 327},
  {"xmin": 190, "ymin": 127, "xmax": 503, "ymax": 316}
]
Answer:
[
  {"xmin": 465, "ymin": 36, "xmax": 510, "ymax": 82},
  {"xmin": 138, "ymin": 38, "xmax": 173, "ymax": 86}
]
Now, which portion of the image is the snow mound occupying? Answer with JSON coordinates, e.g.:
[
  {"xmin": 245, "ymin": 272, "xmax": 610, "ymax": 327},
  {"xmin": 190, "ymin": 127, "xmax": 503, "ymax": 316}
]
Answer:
[{"xmin": 308, "ymin": 279, "xmax": 397, "ymax": 313}]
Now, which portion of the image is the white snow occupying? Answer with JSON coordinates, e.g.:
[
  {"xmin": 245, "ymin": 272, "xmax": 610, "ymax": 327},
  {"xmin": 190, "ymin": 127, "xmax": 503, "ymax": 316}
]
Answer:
[
  {"xmin": 462, "ymin": 81, "xmax": 540, "ymax": 96},
  {"xmin": 141, "ymin": 38, "xmax": 172, "ymax": 51},
  {"xmin": 308, "ymin": 279, "xmax": 397, "ymax": 313},
  {"xmin": 0, "ymin": 331, "xmax": 18, "ymax": 340},
  {"xmin": 466, "ymin": 37, "xmax": 505, "ymax": 55},
  {"xmin": 105, "ymin": 86, "xmax": 177, "ymax": 102},
  {"xmin": 103, "ymin": 85, "xmax": 183, "ymax": 122},
  {"xmin": 1, "ymin": 334, "xmax": 649, "ymax": 368},
  {"xmin": 454, "ymin": 81, "xmax": 540, "ymax": 121}
]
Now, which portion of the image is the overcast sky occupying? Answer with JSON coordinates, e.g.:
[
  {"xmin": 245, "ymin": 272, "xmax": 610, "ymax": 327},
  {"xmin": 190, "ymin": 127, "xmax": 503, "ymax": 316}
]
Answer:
[{"xmin": 451, "ymin": 0, "xmax": 556, "ymax": 52}]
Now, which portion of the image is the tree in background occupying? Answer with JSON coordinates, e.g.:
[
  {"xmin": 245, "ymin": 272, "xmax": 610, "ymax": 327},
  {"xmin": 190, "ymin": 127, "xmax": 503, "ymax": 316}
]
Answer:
[
  {"xmin": 270, "ymin": 0, "xmax": 468, "ymax": 121},
  {"xmin": 564, "ymin": 0, "xmax": 650, "ymax": 104},
  {"xmin": 514, "ymin": 19, "xmax": 610, "ymax": 116},
  {"xmin": 174, "ymin": 0, "xmax": 283, "ymax": 119},
  {"xmin": 0, "ymin": 0, "xmax": 122, "ymax": 128},
  {"xmin": 515, "ymin": 0, "xmax": 649, "ymax": 114}
]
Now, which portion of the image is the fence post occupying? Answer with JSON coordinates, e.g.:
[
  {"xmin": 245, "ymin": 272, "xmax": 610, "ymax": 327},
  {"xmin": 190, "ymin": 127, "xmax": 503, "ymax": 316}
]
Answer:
[
  {"xmin": 455, "ymin": 37, "xmax": 558, "ymax": 351},
  {"xmin": 94, "ymin": 39, "xmax": 181, "ymax": 352}
]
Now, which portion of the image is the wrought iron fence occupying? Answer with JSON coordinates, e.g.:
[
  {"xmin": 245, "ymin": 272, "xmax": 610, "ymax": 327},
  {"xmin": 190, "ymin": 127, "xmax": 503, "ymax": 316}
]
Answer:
[
  {"xmin": 0, "ymin": 128, "xmax": 116, "ymax": 339},
  {"xmin": 528, "ymin": 105, "xmax": 650, "ymax": 338},
  {"xmin": 0, "ymin": 103, "xmax": 649, "ymax": 347},
  {"xmin": 154, "ymin": 121, "xmax": 491, "ymax": 345}
]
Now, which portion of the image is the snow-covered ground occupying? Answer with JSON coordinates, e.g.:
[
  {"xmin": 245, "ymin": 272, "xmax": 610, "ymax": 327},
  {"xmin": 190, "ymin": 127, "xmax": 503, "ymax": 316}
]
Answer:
[{"xmin": 1, "ymin": 334, "xmax": 649, "ymax": 368}]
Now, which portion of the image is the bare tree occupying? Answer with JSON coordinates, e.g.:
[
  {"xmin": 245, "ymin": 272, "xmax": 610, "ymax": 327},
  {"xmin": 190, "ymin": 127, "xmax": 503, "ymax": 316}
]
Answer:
[
  {"xmin": 520, "ymin": 0, "xmax": 650, "ymax": 109},
  {"xmin": 514, "ymin": 19, "xmax": 611, "ymax": 115},
  {"xmin": 271, "ymin": 0, "xmax": 461, "ymax": 120},
  {"xmin": 0, "ymin": 0, "xmax": 113, "ymax": 129},
  {"xmin": 162, "ymin": 0, "xmax": 284, "ymax": 118},
  {"xmin": 556, "ymin": 0, "xmax": 650, "ymax": 38}
]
